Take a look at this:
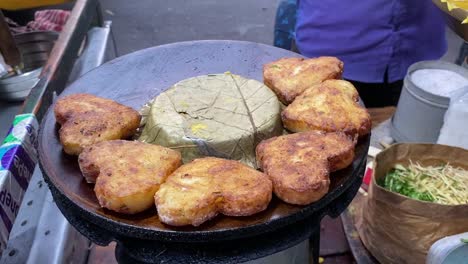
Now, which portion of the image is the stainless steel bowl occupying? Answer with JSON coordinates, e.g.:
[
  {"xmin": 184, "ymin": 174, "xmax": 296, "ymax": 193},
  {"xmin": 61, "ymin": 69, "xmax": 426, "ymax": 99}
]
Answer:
[
  {"xmin": 0, "ymin": 31, "xmax": 58, "ymax": 101},
  {"xmin": 0, "ymin": 67, "xmax": 42, "ymax": 101}
]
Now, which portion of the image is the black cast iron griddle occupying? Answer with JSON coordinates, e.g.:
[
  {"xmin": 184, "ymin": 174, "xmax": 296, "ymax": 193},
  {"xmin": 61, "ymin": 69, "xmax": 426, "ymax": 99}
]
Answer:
[{"xmin": 38, "ymin": 40, "xmax": 370, "ymax": 242}]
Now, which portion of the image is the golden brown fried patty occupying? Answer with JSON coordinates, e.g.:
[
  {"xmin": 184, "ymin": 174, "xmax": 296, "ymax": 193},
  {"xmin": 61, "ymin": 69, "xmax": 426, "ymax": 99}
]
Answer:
[
  {"xmin": 263, "ymin": 57, "xmax": 343, "ymax": 105},
  {"xmin": 78, "ymin": 140, "xmax": 182, "ymax": 214},
  {"xmin": 256, "ymin": 131, "xmax": 355, "ymax": 205},
  {"xmin": 54, "ymin": 93, "xmax": 141, "ymax": 155},
  {"xmin": 155, "ymin": 157, "xmax": 272, "ymax": 226},
  {"xmin": 281, "ymin": 80, "xmax": 371, "ymax": 137}
]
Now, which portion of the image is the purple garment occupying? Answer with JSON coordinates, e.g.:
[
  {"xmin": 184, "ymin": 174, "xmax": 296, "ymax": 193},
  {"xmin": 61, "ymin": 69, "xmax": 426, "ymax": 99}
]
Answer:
[{"xmin": 295, "ymin": 0, "xmax": 447, "ymax": 83}]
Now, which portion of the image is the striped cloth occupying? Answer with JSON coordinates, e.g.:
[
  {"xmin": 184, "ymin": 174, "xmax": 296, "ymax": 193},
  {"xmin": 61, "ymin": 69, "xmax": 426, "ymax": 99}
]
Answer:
[{"xmin": 6, "ymin": 9, "xmax": 70, "ymax": 34}]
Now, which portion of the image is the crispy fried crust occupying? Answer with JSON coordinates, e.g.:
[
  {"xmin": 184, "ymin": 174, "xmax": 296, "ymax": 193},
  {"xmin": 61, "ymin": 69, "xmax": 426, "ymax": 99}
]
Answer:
[
  {"xmin": 154, "ymin": 157, "xmax": 272, "ymax": 226},
  {"xmin": 256, "ymin": 131, "xmax": 355, "ymax": 205},
  {"xmin": 263, "ymin": 57, "xmax": 343, "ymax": 105},
  {"xmin": 78, "ymin": 140, "xmax": 182, "ymax": 214},
  {"xmin": 54, "ymin": 93, "xmax": 141, "ymax": 155},
  {"xmin": 281, "ymin": 80, "xmax": 371, "ymax": 137}
]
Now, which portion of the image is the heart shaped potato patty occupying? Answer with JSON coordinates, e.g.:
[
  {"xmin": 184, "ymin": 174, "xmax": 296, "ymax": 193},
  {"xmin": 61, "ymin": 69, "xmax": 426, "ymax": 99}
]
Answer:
[
  {"xmin": 281, "ymin": 79, "xmax": 371, "ymax": 137},
  {"xmin": 263, "ymin": 57, "xmax": 343, "ymax": 105},
  {"xmin": 78, "ymin": 140, "xmax": 182, "ymax": 214},
  {"xmin": 54, "ymin": 93, "xmax": 141, "ymax": 155},
  {"xmin": 155, "ymin": 157, "xmax": 273, "ymax": 226},
  {"xmin": 256, "ymin": 131, "xmax": 355, "ymax": 205}
]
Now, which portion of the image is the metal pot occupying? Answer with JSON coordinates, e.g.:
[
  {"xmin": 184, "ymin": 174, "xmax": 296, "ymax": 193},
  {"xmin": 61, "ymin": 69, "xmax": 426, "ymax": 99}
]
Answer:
[
  {"xmin": 0, "ymin": 31, "xmax": 58, "ymax": 101},
  {"xmin": 0, "ymin": 67, "xmax": 41, "ymax": 101},
  {"xmin": 390, "ymin": 60, "xmax": 468, "ymax": 143}
]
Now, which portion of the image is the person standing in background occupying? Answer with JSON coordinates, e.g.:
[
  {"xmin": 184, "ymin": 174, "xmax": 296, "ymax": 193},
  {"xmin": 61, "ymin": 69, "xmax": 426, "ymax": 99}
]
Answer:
[{"xmin": 294, "ymin": 0, "xmax": 447, "ymax": 107}]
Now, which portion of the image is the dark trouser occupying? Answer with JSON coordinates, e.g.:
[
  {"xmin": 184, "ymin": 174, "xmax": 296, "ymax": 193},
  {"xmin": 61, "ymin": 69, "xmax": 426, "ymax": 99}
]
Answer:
[{"xmin": 346, "ymin": 79, "xmax": 403, "ymax": 108}]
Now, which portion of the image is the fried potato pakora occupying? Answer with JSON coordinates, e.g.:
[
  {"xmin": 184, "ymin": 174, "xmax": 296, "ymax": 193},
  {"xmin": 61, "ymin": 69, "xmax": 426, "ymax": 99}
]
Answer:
[
  {"xmin": 54, "ymin": 93, "xmax": 141, "ymax": 155},
  {"xmin": 263, "ymin": 57, "xmax": 343, "ymax": 105},
  {"xmin": 155, "ymin": 157, "xmax": 272, "ymax": 226},
  {"xmin": 256, "ymin": 131, "xmax": 355, "ymax": 205},
  {"xmin": 78, "ymin": 140, "xmax": 182, "ymax": 214},
  {"xmin": 281, "ymin": 80, "xmax": 371, "ymax": 137}
]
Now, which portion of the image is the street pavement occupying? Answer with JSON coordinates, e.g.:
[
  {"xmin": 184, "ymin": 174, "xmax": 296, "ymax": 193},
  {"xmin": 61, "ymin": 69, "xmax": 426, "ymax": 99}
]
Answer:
[{"xmin": 100, "ymin": 0, "xmax": 281, "ymax": 56}]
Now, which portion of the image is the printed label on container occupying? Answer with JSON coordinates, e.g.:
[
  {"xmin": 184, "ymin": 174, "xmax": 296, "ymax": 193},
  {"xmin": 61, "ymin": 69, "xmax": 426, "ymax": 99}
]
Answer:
[
  {"xmin": 0, "ymin": 144, "xmax": 36, "ymax": 190},
  {"xmin": 2, "ymin": 114, "xmax": 38, "ymax": 160},
  {"xmin": 0, "ymin": 170, "xmax": 24, "ymax": 253},
  {"xmin": 0, "ymin": 113, "xmax": 39, "ymax": 254}
]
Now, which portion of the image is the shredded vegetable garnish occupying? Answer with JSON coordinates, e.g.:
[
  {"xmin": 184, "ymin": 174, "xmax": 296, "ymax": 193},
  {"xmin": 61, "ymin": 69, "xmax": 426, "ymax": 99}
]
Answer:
[{"xmin": 380, "ymin": 161, "xmax": 468, "ymax": 205}]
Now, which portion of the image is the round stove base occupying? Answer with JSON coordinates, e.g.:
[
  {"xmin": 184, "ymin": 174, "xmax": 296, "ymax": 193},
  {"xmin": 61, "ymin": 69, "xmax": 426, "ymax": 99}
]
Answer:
[
  {"xmin": 114, "ymin": 222, "xmax": 313, "ymax": 264},
  {"xmin": 115, "ymin": 239, "xmax": 310, "ymax": 264}
]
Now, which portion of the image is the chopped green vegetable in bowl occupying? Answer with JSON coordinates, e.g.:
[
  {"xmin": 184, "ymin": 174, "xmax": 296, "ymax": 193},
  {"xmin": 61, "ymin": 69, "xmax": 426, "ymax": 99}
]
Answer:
[{"xmin": 379, "ymin": 161, "xmax": 468, "ymax": 205}]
